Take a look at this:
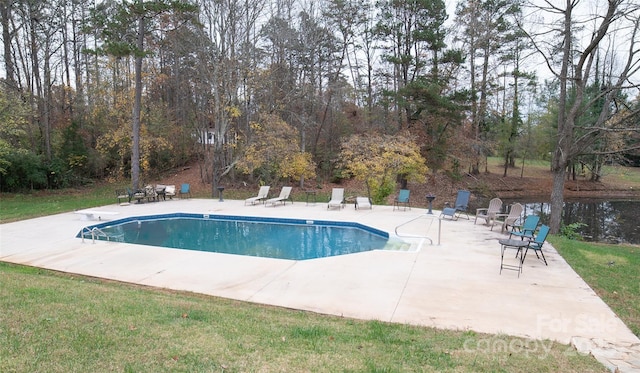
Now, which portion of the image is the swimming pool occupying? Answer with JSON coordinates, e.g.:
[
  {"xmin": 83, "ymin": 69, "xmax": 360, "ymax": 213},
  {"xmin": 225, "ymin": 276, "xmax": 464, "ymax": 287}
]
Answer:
[{"xmin": 77, "ymin": 213, "xmax": 390, "ymax": 260}]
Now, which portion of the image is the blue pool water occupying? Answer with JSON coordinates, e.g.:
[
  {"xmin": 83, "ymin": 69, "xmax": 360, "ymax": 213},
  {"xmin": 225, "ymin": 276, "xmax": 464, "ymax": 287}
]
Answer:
[{"xmin": 77, "ymin": 213, "xmax": 389, "ymax": 260}]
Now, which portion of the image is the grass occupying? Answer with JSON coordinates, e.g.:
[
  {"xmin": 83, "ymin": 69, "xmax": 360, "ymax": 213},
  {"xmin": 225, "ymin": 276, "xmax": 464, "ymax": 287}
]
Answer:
[
  {"xmin": 486, "ymin": 156, "xmax": 640, "ymax": 189},
  {"xmin": 0, "ymin": 183, "xmax": 120, "ymax": 223},
  {"xmin": 486, "ymin": 156, "xmax": 551, "ymax": 176},
  {"xmin": 548, "ymin": 236, "xmax": 640, "ymax": 337},
  {"xmin": 0, "ymin": 262, "xmax": 608, "ymax": 372},
  {"xmin": 602, "ymin": 164, "xmax": 640, "ymax": 188}
]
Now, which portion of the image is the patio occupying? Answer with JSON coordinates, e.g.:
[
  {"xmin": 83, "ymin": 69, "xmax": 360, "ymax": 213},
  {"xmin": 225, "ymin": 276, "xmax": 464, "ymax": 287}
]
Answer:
[{"xmin": 1, "ymin": 198, "xmax": 638, "ymax": 372}]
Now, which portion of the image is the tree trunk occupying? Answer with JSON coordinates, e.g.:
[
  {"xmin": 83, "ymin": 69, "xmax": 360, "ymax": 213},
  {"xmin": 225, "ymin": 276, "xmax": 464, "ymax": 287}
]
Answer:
[
  {"xmin": 1, "ymin": 3, "xmax": 16, "ymax": 89},
  {"xmin": 131, "ymin": 14, "xmax": 144, "ymax": 191},
  {"xmin": 549, "ymin": 164, "xmax": 566, "ymax": 232},
  {"xmin": 548, "ymin": 0, "xmax": 573, "ymax": 234}
]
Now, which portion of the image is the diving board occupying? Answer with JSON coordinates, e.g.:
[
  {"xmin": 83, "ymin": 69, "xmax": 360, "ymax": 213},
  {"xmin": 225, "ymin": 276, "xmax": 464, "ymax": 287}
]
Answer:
[{"xmin": 74, "ymin": 210, "xmax": 119, "ymax": 221}]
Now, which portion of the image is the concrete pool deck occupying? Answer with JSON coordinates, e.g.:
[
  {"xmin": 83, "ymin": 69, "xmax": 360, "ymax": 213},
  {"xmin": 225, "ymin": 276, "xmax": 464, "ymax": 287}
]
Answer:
[{"xmin": 1, "ymin": 198, "xmax": 639, "ymax": 371}]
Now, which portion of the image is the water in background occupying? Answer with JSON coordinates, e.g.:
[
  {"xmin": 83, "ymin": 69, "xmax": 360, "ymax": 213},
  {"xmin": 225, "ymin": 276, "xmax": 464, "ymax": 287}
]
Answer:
[{"xmin": 498, "ymin": 198, "xmax": 640, "ymax": 245}]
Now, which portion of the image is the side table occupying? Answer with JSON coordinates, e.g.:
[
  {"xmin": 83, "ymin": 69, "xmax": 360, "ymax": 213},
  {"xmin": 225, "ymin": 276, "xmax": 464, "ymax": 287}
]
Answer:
[
  {"xmin": 498, "ymin": 238, "xmax": 529, "ymax": 277},
  {"xmin": 305, "ymin": 190, "xmax": 317, "ymax": 205}
]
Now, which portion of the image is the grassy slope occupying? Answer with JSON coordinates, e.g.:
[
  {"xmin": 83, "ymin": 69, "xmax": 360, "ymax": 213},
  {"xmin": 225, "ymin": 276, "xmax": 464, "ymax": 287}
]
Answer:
[
  {"xmin": 0, "ymin": 262, "xmax": 607, "ymax": 372},
  {"xmin": 548, "ymin": 237, "xmax": 640, "ymax": 337}
]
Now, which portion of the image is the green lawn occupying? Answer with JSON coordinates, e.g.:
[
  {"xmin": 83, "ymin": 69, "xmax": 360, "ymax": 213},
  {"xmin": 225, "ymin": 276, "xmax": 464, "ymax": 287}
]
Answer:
[
  {"xmin": 548, "ymin": 236, "xmax": 640, "ymax": 337},
  {"xmin": 0, "ymin": 183, "xmax": 118, "ymax": 223},
  {"xmin": 0, "ymin": 262, "xmax": 608, "ymax": 372}
]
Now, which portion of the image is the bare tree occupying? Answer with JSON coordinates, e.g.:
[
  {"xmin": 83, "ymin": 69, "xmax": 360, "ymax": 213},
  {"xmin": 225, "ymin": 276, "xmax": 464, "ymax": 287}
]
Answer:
[{"xmin": 525, "ymin": 0, "xmax": 640, "ymax": 233}]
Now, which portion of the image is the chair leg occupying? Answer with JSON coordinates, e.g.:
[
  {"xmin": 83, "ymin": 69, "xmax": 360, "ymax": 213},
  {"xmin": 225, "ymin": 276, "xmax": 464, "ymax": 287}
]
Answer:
[
  {"xmin": 538, "ymin": 249, "xmax": 548, "ymax": 265},
  {"xmin": 524, "ymin": 248, "xmax": 547, "ymax": 265},
  {"xmin": 500, "ymin": 246, "xmax": 505, "ymax": 274}
]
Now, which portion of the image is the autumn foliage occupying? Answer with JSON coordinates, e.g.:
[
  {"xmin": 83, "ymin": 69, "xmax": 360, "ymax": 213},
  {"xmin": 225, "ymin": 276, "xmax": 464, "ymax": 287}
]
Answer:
[
  {"xmin": 236, "ymin": 114, "xmax": 316, "ymax": 185},
  {"xmin": 338, "ymin": 133, "xmax": 428, "ymax": 203}
]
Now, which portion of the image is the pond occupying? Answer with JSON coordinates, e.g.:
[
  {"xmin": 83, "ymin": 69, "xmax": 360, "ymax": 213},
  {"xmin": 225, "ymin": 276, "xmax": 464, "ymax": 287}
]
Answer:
[{"xmin": 499, "ymin": 198, "xmax": 640, "ymax": 245}]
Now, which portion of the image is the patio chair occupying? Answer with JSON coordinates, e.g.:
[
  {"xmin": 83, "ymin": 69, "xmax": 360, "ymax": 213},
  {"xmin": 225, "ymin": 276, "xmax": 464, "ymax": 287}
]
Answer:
[
  {"xmin": 327, "ymin": 188, "xmax": 345, "ymax": 210},
  {"xmin": 179, "ymin": 183, "xmax": 191, "ymax": 199},
  {"xmin": 474, "ymin": 198, "xmax": 503, "ymax": 226},
  {"xmin": 155, "ymin": 184, "xmax": 167, "ymax": 201},
  {"xmin": 165, "ymin": 185, "xmax": 176, "ymax": 199},
  {"xmin": 440, "ymin": 190, "xmax": 471, "ymax": 220},
  {"xmin": 497, "ymin": 203, "xmax": 523, "ymax": 232},
  {"xmin": 393, "ymin": 189, "xmax": 411, "ymax": 211},
  {"xmin": 144, "ymin": 184, "xmax": 158, "ymax": 202},
  {"xmin": 116, "ymin": 189, "xmax": 131, "ymax": 204},
  {"xmin": 245, "ymin": 185, "xmax": 270, "ymax": 205},
  {"xmin": 132, "ymin": 188, "xmax": 146, "ymax": 203},
  {"xmin": 508, "ymin": 215, "xmax": 540, "ymax": 240},
  {"xmin": 265, "ymin": 186, "xmax": 292, "ymax": 206},
  {"xmin": 355, "ymin": 196, "xmax": 372, "ymax": 210},
  {"xmin": 523, "ymin": 224, "xmax": 550, "ymax": 265}
]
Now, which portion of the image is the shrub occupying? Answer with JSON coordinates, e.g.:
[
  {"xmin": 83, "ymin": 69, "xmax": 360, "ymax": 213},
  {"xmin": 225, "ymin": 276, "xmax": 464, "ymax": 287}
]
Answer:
[{"xmin": 560, "ymin": 222, "xmax": 588, "ymax": 240}]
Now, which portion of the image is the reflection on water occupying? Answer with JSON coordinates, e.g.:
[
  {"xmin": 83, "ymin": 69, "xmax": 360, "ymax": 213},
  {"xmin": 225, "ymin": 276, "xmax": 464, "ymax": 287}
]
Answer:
[{"xmin": 499, "ymin": 198, "xmax": 640, "ymax": 245}]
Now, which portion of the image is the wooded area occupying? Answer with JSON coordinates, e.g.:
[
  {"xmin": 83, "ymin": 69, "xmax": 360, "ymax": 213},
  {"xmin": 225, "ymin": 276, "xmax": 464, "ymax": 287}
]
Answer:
[{"xmin": 1, "ymin": 0, "xmax": 639, "ymax": 232}]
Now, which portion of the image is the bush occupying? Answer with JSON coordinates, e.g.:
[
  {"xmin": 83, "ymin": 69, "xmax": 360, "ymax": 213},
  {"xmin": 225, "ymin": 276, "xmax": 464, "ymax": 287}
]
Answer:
[
  {"xmin": 0, "ymin": 149, "xmax": 47, "ymax": 191},
  {"xmin": 370, "ymin": 178, "xmax": 395, "ymax": 205},
  {"xmin": 560, "ymin": 222, "xmax": 588, "ymax": 240}
]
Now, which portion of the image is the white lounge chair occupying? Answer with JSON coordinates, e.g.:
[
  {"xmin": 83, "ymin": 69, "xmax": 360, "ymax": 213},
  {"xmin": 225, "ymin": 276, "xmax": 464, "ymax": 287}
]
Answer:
[
  {"xmin": 245, "ymin": 186, "xmax": 270, "ymax": 205},
  {"xmin": 265, "ymin": 186, "xmax": 292, "ymax": 206},
  {"xmin": 327, "ymin": 188, "xmax": 345, "ymax": 210},
  {"xmin": 355, "ymin": 196, "xmax": 372, "ymax": 210},
  {"xmin": 165, "ymin": 185, "xmax": 176, "ymax": 199}
]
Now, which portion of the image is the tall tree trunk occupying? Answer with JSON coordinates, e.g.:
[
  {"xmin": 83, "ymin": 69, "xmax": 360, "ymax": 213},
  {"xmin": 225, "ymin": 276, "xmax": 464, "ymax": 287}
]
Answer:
[
  {"xmin": 131, "ymin": 14, "xmax": 144, "ymax": 191},
  {"xmin": 29, "ymin": 7, "xmax": 45, "ymax": 158},
  {"xmin": 43, "ymin": 35, "xmax": 52, "ymax": 161},
  {"xmin": 1, "ymin": 2, "xmax": 16, "ymax": 89},
  {"xmin": 548, "ymin": 0, "xmax": 573, "ymax": 234}
]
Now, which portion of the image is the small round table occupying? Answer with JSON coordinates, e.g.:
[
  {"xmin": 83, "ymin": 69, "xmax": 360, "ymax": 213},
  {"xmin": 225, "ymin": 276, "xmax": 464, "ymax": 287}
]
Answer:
[{"xmin": 498, "ymin": 238, "xmax": 529, "ymax": 277}]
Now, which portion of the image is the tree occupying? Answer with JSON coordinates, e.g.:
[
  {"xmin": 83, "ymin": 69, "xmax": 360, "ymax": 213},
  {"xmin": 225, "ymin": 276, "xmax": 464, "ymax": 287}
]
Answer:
[
  {"xmin": 455, "ymin": 0, "xmax": 524, "ymax": 174},
  {"xmin": 526, "ymin": 0, "xmax": 640, "ymax": 233},
  {"xmin": 498, "ymin": 13, "xmax": 536, "ymax": 177},
  {"xmin": 90, "ymin": 0, "xmax": 197, "ymax": 191},
  {"xmin": 236, "ymin": 113, "xmax": 317, "ymax": 186},
  {"xmin": 338, "ymin": 133, "xmax": 428, "ymax": 203},
  {"xmin": 375, "ymin": 0, "xmax": 448, "ymax": 129}
]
